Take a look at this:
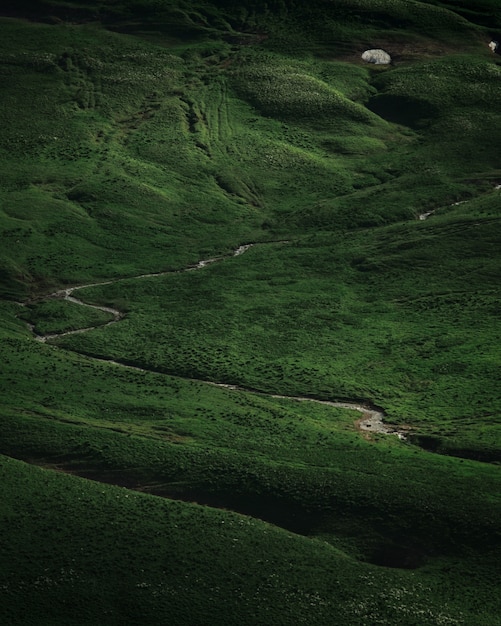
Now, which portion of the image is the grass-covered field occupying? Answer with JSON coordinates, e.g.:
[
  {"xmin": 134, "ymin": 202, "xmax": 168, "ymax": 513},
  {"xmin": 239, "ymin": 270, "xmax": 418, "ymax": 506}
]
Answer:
[
  {"xmin": 3, "ymin": 453, "xmax": 500, "ymax": 626},
  {"xmin": 56, "ymin": 195, "xmax": 501, "ymax": 460},
  {"xmin": 1, "ymin": 0, "xmax": 501, "ymax": 624}
]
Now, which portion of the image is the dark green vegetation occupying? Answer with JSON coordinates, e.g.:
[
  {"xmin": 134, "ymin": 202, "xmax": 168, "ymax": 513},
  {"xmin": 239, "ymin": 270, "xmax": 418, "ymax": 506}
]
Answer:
[
  {"xmin": 19, "ymin": 298, "xmax": 114, "ymax": 334},
  {"xmin": 1, "ymin": 0, "xmax": 500, "ymax": 624}
]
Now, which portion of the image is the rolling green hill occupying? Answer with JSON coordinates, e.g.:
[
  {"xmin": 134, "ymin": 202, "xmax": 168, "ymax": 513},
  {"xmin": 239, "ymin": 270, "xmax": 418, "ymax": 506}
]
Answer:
[{"xmin": 1, "ymin": 1, "xmax": 500, "ymax": 624}]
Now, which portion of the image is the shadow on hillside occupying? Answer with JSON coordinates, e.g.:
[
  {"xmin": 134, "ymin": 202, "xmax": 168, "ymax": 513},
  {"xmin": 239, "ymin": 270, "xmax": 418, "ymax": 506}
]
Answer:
[
  {"xmin": 410, "ymin": 434, "xmax": 501, "ymax": 464},
  {"xmin": 147, "ymin": 485, "xmax": 431, "ymax": 570},
  {"xmin": 367, "ymin": 94, "xmax": 439, "ymax": 128}
]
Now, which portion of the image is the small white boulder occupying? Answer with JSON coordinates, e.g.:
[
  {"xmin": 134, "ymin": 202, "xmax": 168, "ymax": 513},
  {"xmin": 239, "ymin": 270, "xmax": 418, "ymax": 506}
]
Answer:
[
  {"xmin": 489, "ymin": 40, "xmax": 499, "ymax": 53},
  {"xmin": 362, "ymin": 49, "xmax": 392, "ymax": 65}
]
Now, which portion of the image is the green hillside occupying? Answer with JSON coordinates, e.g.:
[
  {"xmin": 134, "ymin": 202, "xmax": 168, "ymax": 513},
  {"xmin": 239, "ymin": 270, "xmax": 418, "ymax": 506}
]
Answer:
[{"xmin": 1, "ymin": 1, "xmax": 500, "ymax": 624}]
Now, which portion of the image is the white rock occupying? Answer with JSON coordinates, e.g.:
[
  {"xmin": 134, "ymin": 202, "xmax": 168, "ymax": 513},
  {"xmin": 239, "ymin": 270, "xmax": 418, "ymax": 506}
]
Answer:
[
  {"xmin": 362, "ymin": 49, "xmax": 391, "ymax": 65},
  {"xmin": 489, "ymin": 41, "xmax": 499, "ymax": 53}
]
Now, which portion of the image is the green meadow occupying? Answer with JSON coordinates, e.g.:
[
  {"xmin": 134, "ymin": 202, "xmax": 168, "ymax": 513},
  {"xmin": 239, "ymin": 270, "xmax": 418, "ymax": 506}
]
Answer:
[{"xmin": 1, "ymin": 0, "xmax": 500, "ymax": 624}]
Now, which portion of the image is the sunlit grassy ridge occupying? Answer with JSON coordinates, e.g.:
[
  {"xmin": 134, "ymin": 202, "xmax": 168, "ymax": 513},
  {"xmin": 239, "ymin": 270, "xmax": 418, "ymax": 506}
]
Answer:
[
  {"xmin": 1, "ymin": 0, "xmax": 501, "ymax": 623},
  {"xmin": 55, "ymin": 193, "xmax": 501, "ymax": 459}
]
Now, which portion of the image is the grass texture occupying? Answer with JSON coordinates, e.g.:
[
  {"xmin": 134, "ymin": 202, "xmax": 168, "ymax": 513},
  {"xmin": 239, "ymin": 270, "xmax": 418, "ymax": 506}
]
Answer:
[{"xmin": 1, "ymin": 1, "xmax": 501, "ymax": 624}]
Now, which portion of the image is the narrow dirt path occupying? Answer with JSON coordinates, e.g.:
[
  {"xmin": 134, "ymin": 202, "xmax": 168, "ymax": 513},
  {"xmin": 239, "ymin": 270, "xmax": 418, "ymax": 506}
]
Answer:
[{"xmin": 23, "ymin": 242, "xmax": 407, "ymax": 439}]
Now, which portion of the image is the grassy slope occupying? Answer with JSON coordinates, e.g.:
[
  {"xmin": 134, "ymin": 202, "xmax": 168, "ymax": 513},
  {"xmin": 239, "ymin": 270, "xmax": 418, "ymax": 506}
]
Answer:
[
  {"xmin": 55, "ymin": 194, "xmax": 501, "ymax": 459},
  {"xmin": 1, "ymin": 0, "xmax": 501, "ymax": 624},
  {"xmin": 2, "ymin": 453, "xmax": 500, "ymax": 626},
  {"xmin": 0, "ymin": 17, "xmax": 273, "ymax": 299}
]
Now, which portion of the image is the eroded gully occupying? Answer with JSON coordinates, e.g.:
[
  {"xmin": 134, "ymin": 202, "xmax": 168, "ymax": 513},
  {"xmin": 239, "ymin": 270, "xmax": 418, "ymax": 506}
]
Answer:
[{"xmin": 22, "ymin": 242, "xmax": 408, "ymax": 439}]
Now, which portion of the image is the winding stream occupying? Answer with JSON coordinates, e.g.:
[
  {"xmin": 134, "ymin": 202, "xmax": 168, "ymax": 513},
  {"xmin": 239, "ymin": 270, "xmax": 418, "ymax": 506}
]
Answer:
[
  {"xmin": 30, "ymin": 245, "xmax": 253, "ymax": 343},
  {"xmin": 23, "ymin": 242, "xmax": 408, "ymax": 439}
]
